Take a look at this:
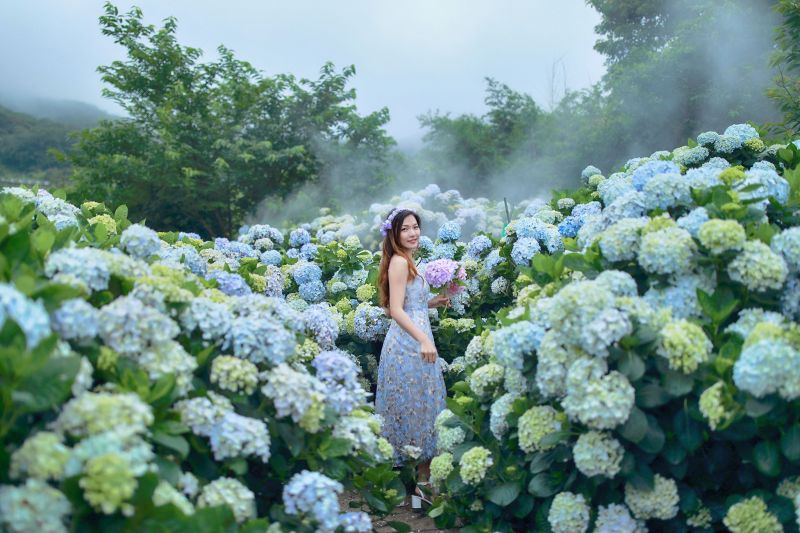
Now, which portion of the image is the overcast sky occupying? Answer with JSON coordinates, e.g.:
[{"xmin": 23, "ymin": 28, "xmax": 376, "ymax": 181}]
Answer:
[{"xmin": 0, "ymin": 1, "xmax": 606, "ymax": 144}]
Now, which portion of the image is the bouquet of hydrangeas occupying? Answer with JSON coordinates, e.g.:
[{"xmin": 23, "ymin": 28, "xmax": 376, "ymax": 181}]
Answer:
[{"xmin": 424, "ymin": 258, "xmax": 467, "ymax": 297}]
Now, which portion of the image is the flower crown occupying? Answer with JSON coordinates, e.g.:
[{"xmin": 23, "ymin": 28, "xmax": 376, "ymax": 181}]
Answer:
[{"xmin": 380, "ymin": 207, "xmax": 416, "ymax": 237}]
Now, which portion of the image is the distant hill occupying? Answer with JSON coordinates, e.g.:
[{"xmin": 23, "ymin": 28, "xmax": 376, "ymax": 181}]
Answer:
[
  {"xmin": 0, "ymin": 105, "xmax": 79, "ymax": 188},
  {"xmin": 0, "ymin": 94, "xmax": 117, "ymax": 129}
]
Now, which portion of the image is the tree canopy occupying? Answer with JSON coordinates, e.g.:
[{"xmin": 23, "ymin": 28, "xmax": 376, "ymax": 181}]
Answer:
[{"xmin": 67, "ymin": 2, "xmax": 394, "ymax": 238}]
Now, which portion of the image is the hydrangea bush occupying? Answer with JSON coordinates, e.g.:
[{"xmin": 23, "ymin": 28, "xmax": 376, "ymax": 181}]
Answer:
[
  {"xmin": 425, "ymin": 126, "xmax": 800, "ymax": 532},
  {"xmin": 0, "ymin": 191, "xmax": 405, "ymax": 532}
]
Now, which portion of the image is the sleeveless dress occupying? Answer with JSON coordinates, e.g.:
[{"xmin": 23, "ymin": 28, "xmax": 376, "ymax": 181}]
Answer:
[{"xmin": 375, "ymin": 274, "xmax": 447, "ymax": 465}]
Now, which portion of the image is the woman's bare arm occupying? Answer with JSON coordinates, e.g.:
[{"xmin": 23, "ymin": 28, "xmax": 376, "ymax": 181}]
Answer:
[{"xmin": 388, "ymin": 257, "xmax": 429, "ymax": 343}]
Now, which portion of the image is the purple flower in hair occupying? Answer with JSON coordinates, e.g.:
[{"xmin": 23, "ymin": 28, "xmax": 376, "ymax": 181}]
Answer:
[{"xmin": 380, "ymin": 207, "xmax": 416, "ymax": 237}]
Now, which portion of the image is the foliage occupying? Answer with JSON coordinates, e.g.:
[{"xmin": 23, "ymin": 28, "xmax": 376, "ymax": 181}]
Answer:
[
  {"xmin": 768, "ymin": 0, "xmax": 800, "ymax": 135},
  {"xmin": 65, "ymin": 2, "xmax": 394, "ymax": 239}
]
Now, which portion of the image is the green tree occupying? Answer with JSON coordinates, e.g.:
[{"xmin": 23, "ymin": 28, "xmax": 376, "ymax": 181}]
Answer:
[
  {"xmin": 418, "ymin": 78, "xmax": 542, "ymax": 194},
  {"xmin": 67, "ymin": 2, "xmax": 394, "ymax": 238},
  {"xmin": 768, "ymin": 0, "xmax": 800, "ymax": 134}
]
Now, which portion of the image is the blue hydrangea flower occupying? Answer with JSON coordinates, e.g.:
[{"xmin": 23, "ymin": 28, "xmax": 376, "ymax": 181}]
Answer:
[
  {"xmin": 338, "ymin": 511, "xmax": 372, "ymax": 532},
  {"xmin": 354, "ymin": 303, "xmax": 389, "ymax": 341},
  {"xmin": 482, "ymin": 249, "xmax": 505, "ymax": 274},
  {"xmin": 215, "ymin": 238, "xmax": 258, "ymax": 260},
  {"xmin": 597, "ymin": 174, "xmax": 635, "ymax": 205},
  {"xmin": 696, "ymin": 131, "xmax": 719, "ymax": 146},
  {"xmin": 52, "ymin": 298, "xmax": 98, "ymax": 342},
  {"xmin": 206, "ymin": 271, "xmax": 252, "ymax": 297},
  {"xmin": 752, "ymin": 160, "xmax": 776, "ymax": 172},
  {"xmin": 289, "ymin": 228, "xmax": 311, "ymax": 247},
  {"xmin": 467, "ymin": 235, "xmax": 493, "ymax": 259},
  {"xmin": 772, "ymin": 228, "xmax": 800, "ymax": 272},
  {"xmin": 438, "ymin": 221, "xmax": 462, "ymax": 242},
  {"xmin": 677, "ymin": 207, "xmax": 710, "ymax": 238},
  {"xmin": 736, "ymin": 168, "xmax": 790, "ymax": 205},
  {"xmin": 299, "ymin": 243, "xmax": 318, "ymax": 260},
  {"xmin": 304, "ymin": 304, "xmax": 339, "ymax": 349},
  {"xmin": 283, "ymin": 470, "xmax": 343, "ymax": 532},
  {"xmin": 120, "ymin": 224, "xmax": 161, "ymax": 260},
  {"xmin": 260, "ymin": 250, "xmax": 282, "ymax": 266},
  {"xmin": 631, "ymin": 160, "xmax": 681, "ymax": 191},
  {"xmin": 431, "ymin": 242, "xmax": 457, "ymax": 260},
  {"xmin": 493, "ymin": 321, "xmax": 545, "ymax": 369},
  {"xmin": 178, "ymin": 231, "xmax": 201, "ymax": 240},
  {"xmin": 724, "ymin": 123, "xmax": 759, "ymax": 143},
  {"xmin": 686, "ymin": 166, "xmax": 724, "ymax": 190},
  {"xmin": 293, "ymin": 262, "xmax": 323, "ymax": 285},
  {"xmin": 558, "ymin": 216, "xmax": 582, "ymax": 238},
  {"xmin": 713, "ymin": 134, "xmax": 741, "ymax": 153},
  {"xmin": 418, "ymin": 236, "xmax": 434, "ymax": 254},
  {"xmin": 673, "ymin": 146, "xmax": 709, "ymax": 167},
  {"xmin": 571, "ymin": 201, "xmax": 602, "ymax": 222},
  {"xmin": 286, "ymin": 248, "xmax": 300, "ymax": 259},
  {"xmin": 642, "ymin": 173, "xmax": 693, "ymax": 210},
  {"xmin": 247, "ymin": 224, "xmax": 284, "ymax": 244},
  {"xmin": 733, "ymin": 339, "xmax": 800, "ymax": 400},
  {"xmin": 45, "ymin": 247, "xmax": 111, "ymax": 292},
  {"xmin": 581, "ymin": 165, "xmax": 602, "ymax": 181},
  {"xmin": 224, "ymin": 314, "xmax": 295, "ymax": 365},
  {"xmin": 638, "ymin": 227, "xmax": 696, "ymax": 275},
  {"xmin": 312, "ymin": 349, "xmax": 366, "ymax": 415},
  {"xmin": 511, "ymin": 237, "xmax": 541, "ymax": 266},
  {"xmin": 601, "ymin": 191, "xmax": 647, "ymax": 225},
  {"xmin": 158, "ymin": 245, "xmax": 207, "ymax": 277},
  {"xmin": 0, "ymin": 284, "xmax": 51, "ymax": 349},
  {"xmin": 299, "ymin": 281, "xmax": 326, "ymax": 303}
]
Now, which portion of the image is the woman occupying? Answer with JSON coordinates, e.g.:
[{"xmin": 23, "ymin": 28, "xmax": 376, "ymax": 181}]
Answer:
[{"xmin": 375, "ymin": 207, "xmax": 449, "ymax": 507}]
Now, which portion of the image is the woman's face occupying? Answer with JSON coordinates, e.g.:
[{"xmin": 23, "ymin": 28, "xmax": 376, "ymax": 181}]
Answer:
[{"xmin": 398, "ymin": 214, "xmax": 420, "ymax": 252}]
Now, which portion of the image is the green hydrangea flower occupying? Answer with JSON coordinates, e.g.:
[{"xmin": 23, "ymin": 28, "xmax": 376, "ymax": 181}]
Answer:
[
  {"xmin": 518, "ymin": 405, "xmax": 564, "ymax": 453},
  {"xmin": 723, "ymin": 496, "xmax": 782, "ymax": 533},
  {"xmin": 657, "ymin": 319, "xmax": 712, "ymax": 373},
  {"xmin": 210, "ymin": 355, "xmax": 259, "ymax": 395},
  {"xmin": 9, "ymin": 431, "xmax": 70, "ymax": 481},
  {"xmin": 699, "ymin": 382, "xmax": 738, "ymax": 430},
  {"xmin": 429, "ymin": 453, "xmax": 454, "ymax": 486},
  {"xmin": 698, "ymin": 219, "xmax": 746, "ymax": 255},
  {"xmin": 728, "ymin": 240, "xmax": 788, "ymax": 292},
  {"xmin": 624, "ymin": 474, "xmax": 679, "ymax": 520},
  {"xmin": 459, "ymin": 446, "xmax": 493, "ymax": 485},
  {"xmin": 355, "ymin": 284, "xmax": 377, "ymax": 302},
  {"xmin": 548, "ymin": 491, "xmax": 590, "ymax": 533},
  {"xmin": 89, "ymin": 214, "xmax": 118, "ymax": 234},
  {"xmin": 79, "ymin": 453, "xmax": 137, "ymax": 516},
  {"xmin": 153, "ymin": 481, "xmax": 195, "ymax": 516}
]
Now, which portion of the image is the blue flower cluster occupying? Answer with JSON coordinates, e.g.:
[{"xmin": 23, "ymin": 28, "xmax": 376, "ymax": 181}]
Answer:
[
  {"xmin": 289, "ymin": 228, "xmax": 311, "ymax": 248},
  {"xmin": 120, "ymin": 224, "xmax": 162, "ymax": 260},
  {"xmin": 631, "ymin": 160, "xmax": 681, "ymax": 191},
  {"xmin": 438, "ymin": 221, "xmax": 462, "ymax": 242},
  {"xmin": 493, "ymin": 321, "xmax": 546, "ymax": 369},
  {"xmin": 282, "ymin": 470, "xmax": 343, "ymax": 532},
  {"xmin": 467, "ymin": 235, "xmax": 493, "ymax": 259},
  {"xmin": 223, "ymin": 314, "xmax": 296, "ymax": 366},
  {"xmin": 260, "ymin": 250, "xmax": 282, "ymax": 266},
  {"xmin": 304, "ymin": 304, "xmax": 340, "ymax": 349},
  {"xmin": 312, "ymin": 349, "xmax": 366, "ymax": 415},
  {"xmin": 0, "ymin": 283, "xmax": 51, "ymax": 349},
  {"xmin": 206, "ymin": 271, "xmax": 252, "ymax": 297},
  {"xmin": 52, "ymin": 298, "xmax": 98, "ymax": 342},
  {"xmin": 511, "ymin": 237, "xmax": 541, "ymax": 266},
  {"xmin": 354, "ymin": 303, "xmax": 389, "ymax": 342},
  {"xmin": 293, "ymin": 262, "xmax": 323, "ymax": 286}
]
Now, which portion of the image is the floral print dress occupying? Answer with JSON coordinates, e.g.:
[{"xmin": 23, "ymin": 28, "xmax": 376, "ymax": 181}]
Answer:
[{"xmin": 375, "ymin": 274, "xmax": 447, "ymax": 465}]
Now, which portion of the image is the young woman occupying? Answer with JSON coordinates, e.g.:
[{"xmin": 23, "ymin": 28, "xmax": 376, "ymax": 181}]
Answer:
[{"xmin": 375, "ymin": 207, "xmax": 449, "ymax": 506}]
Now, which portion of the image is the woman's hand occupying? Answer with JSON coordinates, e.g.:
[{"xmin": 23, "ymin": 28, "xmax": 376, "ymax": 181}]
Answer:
[
  {"xmin": 428, "ymin": 293, "xmax": 450, "ymax": 309},
  {"xmin": 420, "ymin": 338, "xmax": 438, "ymax": 363}
]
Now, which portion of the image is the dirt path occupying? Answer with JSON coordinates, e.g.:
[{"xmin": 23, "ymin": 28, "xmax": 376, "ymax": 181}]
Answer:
[{"xmin": 340, "ymin": 490, "xmax": 459, "ymax": 533}]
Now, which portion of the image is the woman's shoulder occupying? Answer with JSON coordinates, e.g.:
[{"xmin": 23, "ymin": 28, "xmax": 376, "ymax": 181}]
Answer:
[{"xmin": 389, "ymin": 254, "xmax": 409, "ymax": 270}]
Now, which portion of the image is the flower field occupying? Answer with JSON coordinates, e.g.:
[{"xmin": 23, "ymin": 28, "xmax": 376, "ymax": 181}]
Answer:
[{"xmin": 2, "ymin": 123, "xmax": 800, "ymax": 532}]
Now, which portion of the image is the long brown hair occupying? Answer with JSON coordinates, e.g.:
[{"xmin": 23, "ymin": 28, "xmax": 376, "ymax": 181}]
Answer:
[{"xmin": 378, "ymin": 209, "xmax": 421, "ymax": 309}]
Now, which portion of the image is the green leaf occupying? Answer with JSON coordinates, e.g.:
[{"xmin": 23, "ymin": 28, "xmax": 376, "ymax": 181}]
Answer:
[
  {"xmin": 618, "ymin": 352, "xmax": 645, "ymax": 382},
  {"xmin": 620, "ymin": 407, "xmax": 648, "ymax": 443},
  {"xmin": 674, "ymin": 410, "xmax": 704, "ymax": 452},
  {"xmin": 745, "ymin": 396, "xmax": 777, "ymax": 418},
  {"xmin": 781, "ymin": 425, "xmax": 800, "ymax": 462},
  {"xmin": 31, "ymin": 227, "xmax": 55, "ymax": 255},
  {"xmin": 487, "ymin": 482, "xmax": 520, "ymax": 507},
  {"xmin": 636, "ymin": 383, "xmax": 671, "ymax": 408},
  {"xmin": 662, "ymin": 371, "xmax": 694, "ymax": 397},
  {"xmin": 13, "ymin": 355, "xmax": 80, "ymax": 413},
  {"xmin": 387, "ymin": 521, "xmax": 412, "ymax": 533},
  {"xmin": 637, "ymin": 417, "xmax": 665, "ymax": 454},
  {"xmin": 152, "ymin": 432, "xmax": 190, "ymax": 459},
  {"xmin": 115, "ymin": 204, "xmax": 129, "ymax": 221},
  {"xmin": 529, "ymin": 451, "xmax": 555, "ymax": 474},
  {"xmin": 753, "ymin": 440, "xmax": 782, "ymax": 477},
  {"xmin": 528, "ymin": 472, "xmax": 560, "ymax": 498}
]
